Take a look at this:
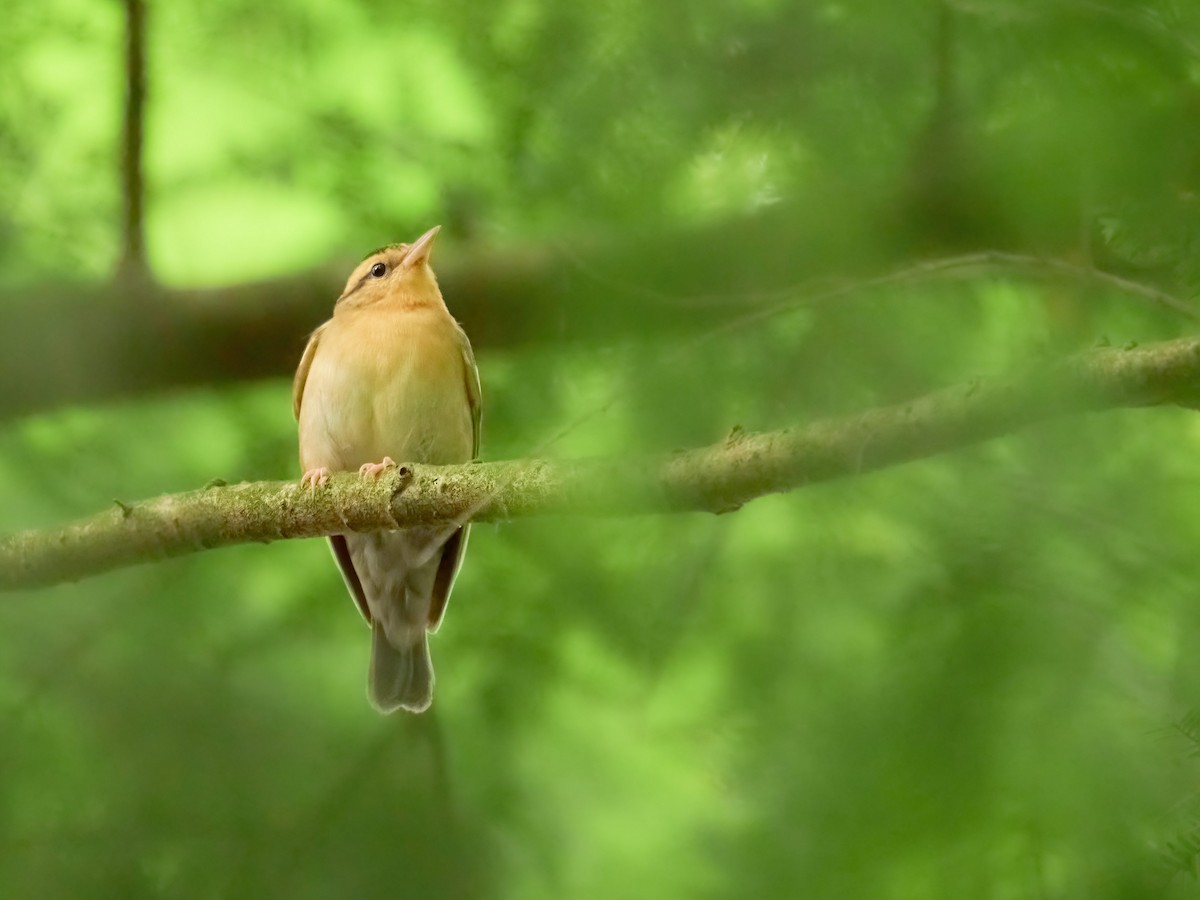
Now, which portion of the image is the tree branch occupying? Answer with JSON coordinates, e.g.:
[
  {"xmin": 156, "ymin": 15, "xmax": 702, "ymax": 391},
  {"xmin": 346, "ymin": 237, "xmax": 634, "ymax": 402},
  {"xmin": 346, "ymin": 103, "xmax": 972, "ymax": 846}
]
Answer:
[
  {"xmin": 9, "ymin": 205, "xmax": 865, "ymax": 420},
  {"xmin": 4, "ymin": 335, "xmax": 1199, "ymax": 592},
  {"xmin": 0, "ymin": 235, "xmax": 713, "ymax": 421}
]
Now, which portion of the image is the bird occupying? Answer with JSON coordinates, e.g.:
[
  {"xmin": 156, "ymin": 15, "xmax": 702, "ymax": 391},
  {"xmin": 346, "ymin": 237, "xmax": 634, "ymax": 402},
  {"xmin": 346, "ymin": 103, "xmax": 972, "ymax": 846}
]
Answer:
[{"xmin": 292, "ymin": 226, "xmax": 481, "ymax": 713}]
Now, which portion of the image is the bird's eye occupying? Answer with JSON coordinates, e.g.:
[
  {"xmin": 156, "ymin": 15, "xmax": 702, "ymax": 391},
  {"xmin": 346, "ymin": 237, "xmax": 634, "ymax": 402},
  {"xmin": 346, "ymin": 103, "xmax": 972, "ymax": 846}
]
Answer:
[{"xmin": 370, "ymin": 262, "xmax": 386, "ymax": 278}]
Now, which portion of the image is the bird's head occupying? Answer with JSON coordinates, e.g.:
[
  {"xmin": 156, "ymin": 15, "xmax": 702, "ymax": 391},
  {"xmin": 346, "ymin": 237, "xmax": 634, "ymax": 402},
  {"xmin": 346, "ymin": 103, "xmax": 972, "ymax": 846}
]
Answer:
[{"xmin": 335, "ymin": 225, "xmax": 444, "ymax": 311}]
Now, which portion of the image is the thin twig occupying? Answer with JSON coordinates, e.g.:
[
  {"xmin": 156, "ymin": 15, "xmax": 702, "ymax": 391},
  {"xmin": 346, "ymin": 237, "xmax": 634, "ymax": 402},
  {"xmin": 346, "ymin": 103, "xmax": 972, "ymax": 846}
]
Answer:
[{"xmin": 725, "ymin": 251, "xmax": 1200, "ymax": 332}]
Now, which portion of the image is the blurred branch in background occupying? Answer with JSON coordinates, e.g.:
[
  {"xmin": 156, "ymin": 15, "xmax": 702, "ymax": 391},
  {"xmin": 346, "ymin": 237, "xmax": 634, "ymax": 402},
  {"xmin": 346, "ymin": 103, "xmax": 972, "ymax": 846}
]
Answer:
[
  {"xmin": 2, "ymin": 223, "xmax": 1195, "ymax": 422},
  {"xmin": 4, "ymin": 334, "xmax": 1198, "ymax": 591},
  {"xmin": 0, "ymin": 204, "xmax": 860, "ymax": 420}
]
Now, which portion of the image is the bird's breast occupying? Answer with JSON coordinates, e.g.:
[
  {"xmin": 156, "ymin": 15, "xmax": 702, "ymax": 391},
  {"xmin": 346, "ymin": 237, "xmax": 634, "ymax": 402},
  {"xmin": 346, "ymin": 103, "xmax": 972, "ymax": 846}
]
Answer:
[{"xmin": 299, "ymin": 307, "xmax": 473, "ymax": 471}]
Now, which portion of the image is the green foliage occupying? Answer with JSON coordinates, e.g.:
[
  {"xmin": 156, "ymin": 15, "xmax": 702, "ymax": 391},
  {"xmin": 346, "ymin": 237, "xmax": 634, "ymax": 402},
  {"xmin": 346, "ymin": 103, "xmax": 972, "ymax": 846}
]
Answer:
[{"xmin": 6, "ymin": 0, "xmax": 1200, "ymax": 898}]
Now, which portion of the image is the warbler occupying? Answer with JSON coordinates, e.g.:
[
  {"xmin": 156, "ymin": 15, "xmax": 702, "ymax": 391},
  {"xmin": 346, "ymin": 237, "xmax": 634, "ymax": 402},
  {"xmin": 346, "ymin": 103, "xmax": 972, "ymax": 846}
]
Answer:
[{"xmin": 293, "ymin": 226, "xmax": 481, "ymax": 713}]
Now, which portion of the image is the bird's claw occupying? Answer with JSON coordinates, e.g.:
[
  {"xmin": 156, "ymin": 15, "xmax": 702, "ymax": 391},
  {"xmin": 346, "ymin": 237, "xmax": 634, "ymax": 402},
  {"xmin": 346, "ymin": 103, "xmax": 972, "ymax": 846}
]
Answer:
[
  {"xmin": 301, "ymin": 467, "xmax": 331, "ymax": 490},
  {"xmin": 358, "ymin": 457, "xmax": 397, "ymax": 480}
]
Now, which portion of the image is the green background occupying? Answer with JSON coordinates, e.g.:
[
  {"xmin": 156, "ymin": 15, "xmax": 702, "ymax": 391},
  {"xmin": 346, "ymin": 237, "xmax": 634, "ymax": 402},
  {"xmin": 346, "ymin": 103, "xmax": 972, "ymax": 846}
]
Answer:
[{"xmin": 5, "ymin": 1, "xmax": 1200, "ymax": 897}]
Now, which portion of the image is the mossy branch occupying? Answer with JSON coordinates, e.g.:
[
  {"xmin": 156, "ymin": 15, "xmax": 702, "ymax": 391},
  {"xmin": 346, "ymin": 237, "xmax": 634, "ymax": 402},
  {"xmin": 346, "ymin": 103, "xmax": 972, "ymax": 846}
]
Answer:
[{"xmin": 3, "ymin": 336, "xmax": 1200, "ymax": 591}]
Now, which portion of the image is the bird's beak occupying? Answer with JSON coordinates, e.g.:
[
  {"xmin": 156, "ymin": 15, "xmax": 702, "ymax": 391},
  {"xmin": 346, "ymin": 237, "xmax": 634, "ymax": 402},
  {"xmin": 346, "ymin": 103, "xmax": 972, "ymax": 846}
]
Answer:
[{"xmin": 402, "ymin": 225, "xmax": 441, "ymax": 269}]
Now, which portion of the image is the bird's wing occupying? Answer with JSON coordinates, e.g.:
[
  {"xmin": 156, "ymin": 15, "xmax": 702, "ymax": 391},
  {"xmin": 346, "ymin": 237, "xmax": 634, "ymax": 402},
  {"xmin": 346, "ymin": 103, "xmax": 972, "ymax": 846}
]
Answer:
[
  {"xmin": 460, "ymin": 327, "xmax": 483, "ymax": 457},
  {"xmin": 329, "ymin": 535, "xmax": 373, "ymax": 626},
  {"xmin": 292, "ymin": 323, "xmax": 327, "ymax": 420},
  {"xmin": 427, "ymin": 328, "xmax": 482, "ymax": 631},
  {"xmin": 295, "ymin": 323, "xmax": 371, "ymax": 624}
]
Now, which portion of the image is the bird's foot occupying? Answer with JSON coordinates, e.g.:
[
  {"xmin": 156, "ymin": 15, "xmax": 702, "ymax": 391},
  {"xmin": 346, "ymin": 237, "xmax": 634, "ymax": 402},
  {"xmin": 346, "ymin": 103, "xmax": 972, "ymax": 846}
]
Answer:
[
  {"xmin": 358, "ymin": 457, "xmax": 397, "ymax": 480},
  {"xmin": 301, "ymin": 466, "xmax": 332, "ymax": 490}
]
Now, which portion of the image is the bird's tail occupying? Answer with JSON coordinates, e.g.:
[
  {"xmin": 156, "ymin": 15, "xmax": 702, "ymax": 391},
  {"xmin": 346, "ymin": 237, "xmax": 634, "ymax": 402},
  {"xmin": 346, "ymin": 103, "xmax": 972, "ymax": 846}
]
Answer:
[{"xmin": 368, "ymin": 622, "xmax": 434, "ymax": 714}]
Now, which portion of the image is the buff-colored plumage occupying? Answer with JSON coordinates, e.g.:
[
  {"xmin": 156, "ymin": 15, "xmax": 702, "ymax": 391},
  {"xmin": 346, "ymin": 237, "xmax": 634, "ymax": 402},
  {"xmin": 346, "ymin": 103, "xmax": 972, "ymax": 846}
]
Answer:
[{"xmin": 293, "ymin": 226, "xmax": 481, "ymax": 713}]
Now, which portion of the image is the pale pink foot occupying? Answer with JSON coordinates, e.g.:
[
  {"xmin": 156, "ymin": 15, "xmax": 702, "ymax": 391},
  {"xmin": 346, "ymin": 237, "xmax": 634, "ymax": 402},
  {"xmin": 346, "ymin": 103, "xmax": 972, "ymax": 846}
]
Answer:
[
  {"xmin": 358, "ymin": 456, "xmax": 397, "ymax": 479},
  {"xmin": 301, "ymin": 466, "xmax": 331, "ymax": 489}
]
